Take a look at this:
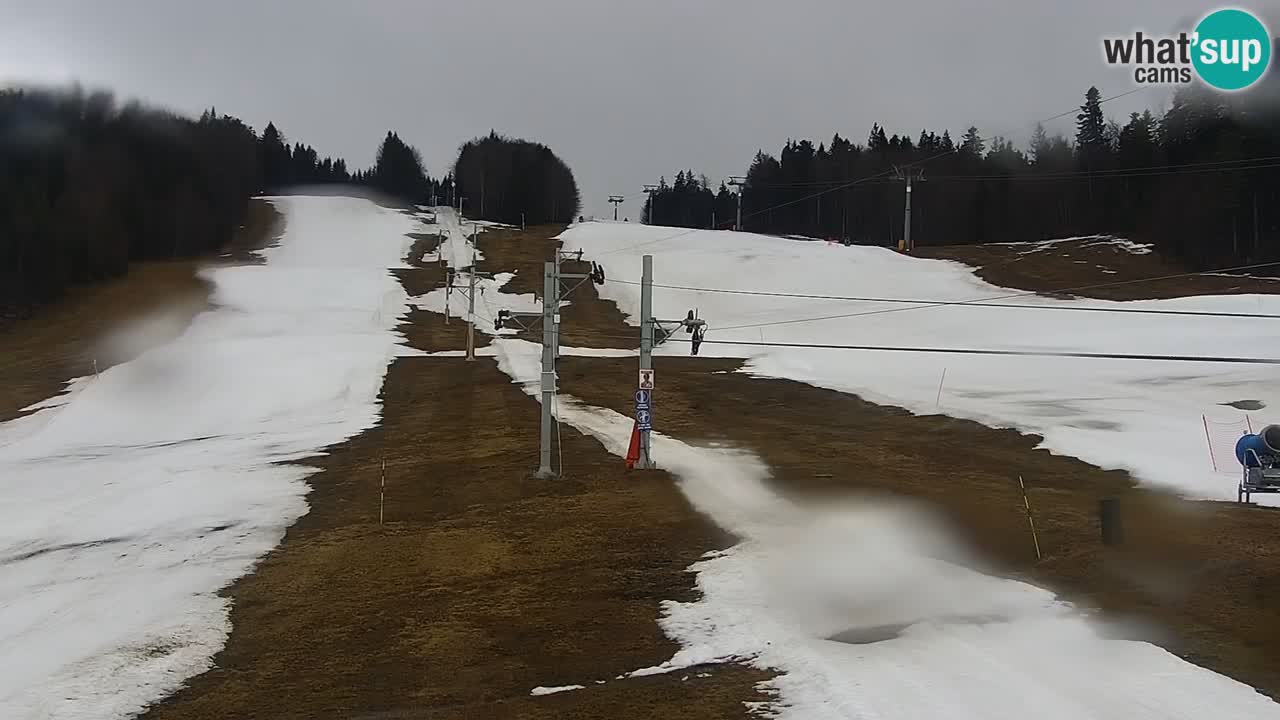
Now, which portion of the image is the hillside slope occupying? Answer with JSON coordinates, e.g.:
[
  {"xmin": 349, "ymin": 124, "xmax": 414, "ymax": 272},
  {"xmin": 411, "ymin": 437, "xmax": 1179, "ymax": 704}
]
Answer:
[{"xmin": 564, "ymin": 221, "xmax": 1280, "ymax": 501}]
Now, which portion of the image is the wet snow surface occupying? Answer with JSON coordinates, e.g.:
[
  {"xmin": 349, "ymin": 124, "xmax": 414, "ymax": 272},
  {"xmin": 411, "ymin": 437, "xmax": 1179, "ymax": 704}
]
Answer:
[
  {"xmin": 7, "ymin": 204, "xmax": 1279, "ymax": 719},
  {"xmin": 0, "ymin": 197, "xmax": 416, "ymax": 719},
  {"xmin": 491, "ymin": 335, "xmax": 1280, "ymax": 719},
  {"xmin": 495, "ymin": 220, "xmax": 1280, "ymax": 717},
  {"xmin": 560, "ymin": 221, "xmax": 1280, "ymax": 502}
]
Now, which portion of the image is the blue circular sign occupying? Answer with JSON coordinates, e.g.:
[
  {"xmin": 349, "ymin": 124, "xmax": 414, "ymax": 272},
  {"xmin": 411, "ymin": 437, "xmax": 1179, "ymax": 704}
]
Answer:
[{"xmin": 1193, "ymin": 8, "xmax": 1272, "ymax": 91}]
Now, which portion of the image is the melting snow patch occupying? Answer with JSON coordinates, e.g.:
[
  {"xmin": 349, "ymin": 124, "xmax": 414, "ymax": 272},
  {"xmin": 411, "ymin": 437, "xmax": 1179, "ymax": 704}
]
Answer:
[
  {"xmin": 560, "ymin": 221, "xmax": 1280, "ymax": 502},
  {"xmin": 0, "ymin": 196, "xmax": 418, "ymax": 719},
  {"xmin": 430, "ymin": 206, "xmax": 486, "ymax": 268},
  {"xmin": 529, "ymin": 685, "xmax": 585, "ymax": 696},
  {"xmin": 488, "ymin": 336, "xmax": 1280, "ymax": 719},
  {"xmin": 1091, "ymin": 237, "xmax": 1153, "ymax": 254},
  {"xmin": 992, "ymin": 235, "xmax": 1152, "ymax": 256}
]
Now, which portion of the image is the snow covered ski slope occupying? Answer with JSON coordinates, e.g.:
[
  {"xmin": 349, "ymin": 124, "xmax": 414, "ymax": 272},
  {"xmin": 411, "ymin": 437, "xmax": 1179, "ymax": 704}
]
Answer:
[
  {"xmin": 491, "ymin": 337, "xmax": 1280, "ymax": 720},
  {"xmin": 0, "ymin": 196, "xmax": 416, "ymax": 719},
  {"xmin": 562, "ymin": 221, "xmax": 1280, "ymax": 501},
  {"xmin": 431, "ymin": 206, "xmax": 483, "ymax": 268}
]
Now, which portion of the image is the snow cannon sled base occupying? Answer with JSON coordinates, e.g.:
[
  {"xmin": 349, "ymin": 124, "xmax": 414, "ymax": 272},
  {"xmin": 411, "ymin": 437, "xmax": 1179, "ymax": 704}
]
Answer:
[{"xmin": 1237, "ymin": 425, "xmax": 1280, "ymax": 503}]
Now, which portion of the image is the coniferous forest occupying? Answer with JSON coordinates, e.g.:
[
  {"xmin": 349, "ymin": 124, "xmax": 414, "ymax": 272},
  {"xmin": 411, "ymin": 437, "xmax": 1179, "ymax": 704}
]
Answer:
[
  {"xmin": 644, "ymin": 79, "xmax": 1280, "ymax": 271},
  {"xmin": 1, "ymin": 87, "xmax": 466, "ymax": 316},
  {"xmin": 452, "ymin": 131, "xmax": 581, "ymax": 225},
  {"xmin": 6, "ymin": 75, "xmax": 1277, "ymax": 319}
]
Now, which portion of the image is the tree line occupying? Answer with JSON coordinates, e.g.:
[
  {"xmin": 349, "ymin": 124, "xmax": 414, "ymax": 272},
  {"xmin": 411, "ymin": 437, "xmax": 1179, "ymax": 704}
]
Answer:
[
  {"xmin": 645, "ymin": 76, "xmax": 1280, "ymax": 270},
  {"xmin": 0, "ymin": 86, "xmax": 513, "ymax": 317},
  {"xmin": 452, "ymin": 131, "xmax": 581, "ymax": 225},
  {"xmin": 0, "ymin": 88, "xmax": 264, "ymax": 313},
  {"xmin": 642, "ymin": 171, "xmax": 738, "ymax": 228}
]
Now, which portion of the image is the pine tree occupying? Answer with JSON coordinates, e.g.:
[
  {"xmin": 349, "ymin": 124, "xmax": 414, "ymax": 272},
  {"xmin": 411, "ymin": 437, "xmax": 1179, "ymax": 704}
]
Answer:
[
  {"xmin": 960, "ymin": 126, "xmax": 985, "ymax": 157},
  {"xmin": 918, "ymin": 130, "xmax": 937, "ymax": 154},
  {"xmin": 259, "ymin": 122, "xmax": 291, "ymax": 190},
  {"xmin": 868, "ymin": 124, "xmax": 889, "ymax": 153},
  {"xmin": 1075, "ymin": 86, "xmax": 1108, "ymax": 168},
  {"xmin": 1030, "ymin": 123, "xmax": 1050, "ymax": 165},
  {"xmin": 371, "ymin": 131, "xmax": 430, "ymax": 203}
]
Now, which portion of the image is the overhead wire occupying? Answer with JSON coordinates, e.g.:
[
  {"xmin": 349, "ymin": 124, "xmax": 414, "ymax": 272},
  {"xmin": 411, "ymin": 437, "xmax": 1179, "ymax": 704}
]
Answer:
[
  {"xmin": 928, "ymin": 161, "xmax": 1280, "ymax": 183},
  {"xmin": 598, "ymin": 86, "xmax": 1152, "ymax": 258},
  {"xmin": 739, "ymin": 155, "xmax": 1280, "ymax": 188},
  {"xmin": 605, "ymin": 276, "xmax": 1280, "ymax": 321},
  {"xmin": 1035, "ymin": 87, "xmax": 1148, "ymax": 125},
  {"xmin": 576, "ymin": 328, "xmax": 1280, "ymax": 365},
  {"xmin": 593, "ymin": 162, "xmax": 908, "ymax": 257},
  {"xmin": 575, "ymin": 86, "xmax": 1280, "ymax": 364},
  {"xmin": 706, "ymin": 260, "xmax": 1280, "ymax": 333},
  {"xmin": 627, "ymin": 337, "xmax": 1280, "ymax": 365}
]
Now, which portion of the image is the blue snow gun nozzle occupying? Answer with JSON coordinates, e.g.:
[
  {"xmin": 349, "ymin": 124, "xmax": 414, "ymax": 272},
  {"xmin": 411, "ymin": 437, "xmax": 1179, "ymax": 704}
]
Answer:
[{"xmin": 1236, "ymin": 425, "xmax": 1280, "ymax": 467}]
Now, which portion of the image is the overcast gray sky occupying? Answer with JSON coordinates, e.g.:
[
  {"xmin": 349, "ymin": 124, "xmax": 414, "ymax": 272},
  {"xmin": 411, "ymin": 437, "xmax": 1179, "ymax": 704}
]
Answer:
[{"xmin": 2, "ymin": 0, "xmax": 1273, "ymax": 217}]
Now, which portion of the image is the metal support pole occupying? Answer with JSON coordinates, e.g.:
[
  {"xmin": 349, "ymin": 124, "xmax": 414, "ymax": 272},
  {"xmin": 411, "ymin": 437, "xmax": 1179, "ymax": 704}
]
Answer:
[
  {"xmin": 638, "ymin": 254, "xmax": 655, "ymax": 469},
  {"xmin": 903, "ymin": 172, "xmax": 914, "ymax": 252},
  {"xmin": 551, "ymin": 252, "xmax": 561, "ymax": 361},
  {"xmin": 728, "ymin": 177, "xmax": 745, "ymax": 231},
  {"xmin": 644, "ymin": 186, "xmax": 659, "ymax": 225},
  {"xmin": 536, "ymin": 261, "xmax": 557, "ymax": 478},
  {"xmin": 466, "ymin": 248, "xmax": 477, "ymax": 361},
  {"xmin": 842, "ymin": 189, "xmax": 847, "ymax": 242},
  {"xmin": 1254, "ymin": 194, "xmax": 1260, "ymax": 258}
]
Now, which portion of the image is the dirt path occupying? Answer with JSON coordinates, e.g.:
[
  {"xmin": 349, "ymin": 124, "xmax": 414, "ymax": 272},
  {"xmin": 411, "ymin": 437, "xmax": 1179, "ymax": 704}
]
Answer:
[
  {"xmin": 141, "ymin": 222, "xmax": 767, "ymax": 719},
  {"xmin": 0, "ymin": 199, "xmax": 281, "ymax": 423}
]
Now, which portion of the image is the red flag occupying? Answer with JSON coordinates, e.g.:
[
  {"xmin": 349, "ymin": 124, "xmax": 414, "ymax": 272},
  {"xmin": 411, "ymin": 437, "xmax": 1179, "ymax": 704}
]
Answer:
[{"xmin": 625, "ymin": 420, "xmax": 641, "ymax": 470}]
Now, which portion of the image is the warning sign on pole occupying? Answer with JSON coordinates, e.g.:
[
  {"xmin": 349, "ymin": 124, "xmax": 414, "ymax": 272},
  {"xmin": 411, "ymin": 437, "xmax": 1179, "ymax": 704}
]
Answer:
[{"xmin": 638, "ymin": 369, "xmax": 655, "ymax": 390}]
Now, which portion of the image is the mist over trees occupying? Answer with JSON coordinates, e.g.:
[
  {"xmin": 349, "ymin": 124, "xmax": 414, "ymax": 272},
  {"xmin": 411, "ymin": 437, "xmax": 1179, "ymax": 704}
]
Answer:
[
  {"xmin": 646, "ymin": 78, "xmax": 1280, "ymax": 270},
  {"xmin": 260, "ymin": 125, "xmax": 450, "ymax": 205},
  {"xmin": 0, "ymin": 86, "xmax": 582, "ymax": 320},
  {"xmin": 0, "ymin": 86, "xmax": 462, "ymax": 318},
  {"xmin": 453, "ymin": 131, "xmax": 580, "ymax": 225},
  {"xmin": 0, "ymin": 88, "xmax": 262, "ymax": 314}
]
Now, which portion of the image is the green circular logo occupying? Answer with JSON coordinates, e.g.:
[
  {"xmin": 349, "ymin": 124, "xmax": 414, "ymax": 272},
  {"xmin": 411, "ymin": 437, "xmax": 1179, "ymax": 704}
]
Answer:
[{"xmin": 1192, "ymin": 8, "xmax": 1272, "ymax": 91}]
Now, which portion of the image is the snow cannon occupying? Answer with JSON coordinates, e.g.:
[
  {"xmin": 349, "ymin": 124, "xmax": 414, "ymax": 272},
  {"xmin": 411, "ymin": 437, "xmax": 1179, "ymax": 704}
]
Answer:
[
  {"xmin": 1235, "ymin": 425, "xmax": 1280, "ymax": 467},
  {"xmin": 1237, "ymin": 425, "xmax": 1280, "ymax": 503}
]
